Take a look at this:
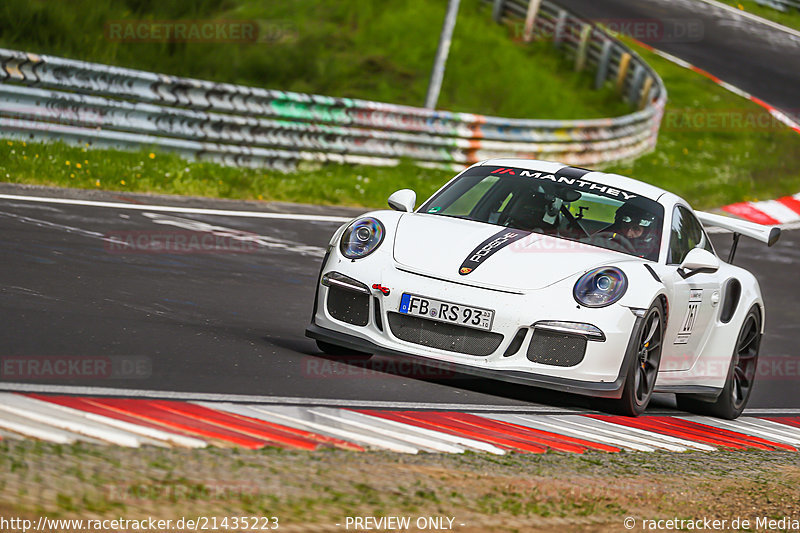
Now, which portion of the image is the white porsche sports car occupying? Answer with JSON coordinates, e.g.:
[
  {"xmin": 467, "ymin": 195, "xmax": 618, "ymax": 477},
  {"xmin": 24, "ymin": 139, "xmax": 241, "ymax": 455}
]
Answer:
[{"xmin": 306, "ymin": 159, "xmax": 780, "ymax": 418}]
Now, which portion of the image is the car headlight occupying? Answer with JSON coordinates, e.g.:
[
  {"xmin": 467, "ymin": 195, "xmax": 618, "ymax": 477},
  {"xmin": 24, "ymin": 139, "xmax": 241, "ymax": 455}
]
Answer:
[
  {"xmin": 340, "ymin": 217, "xmax": 385, "ymax": 259},
  {"xmin": 573, "ymin": 267, "xmax": 628, "ymax": 308}
]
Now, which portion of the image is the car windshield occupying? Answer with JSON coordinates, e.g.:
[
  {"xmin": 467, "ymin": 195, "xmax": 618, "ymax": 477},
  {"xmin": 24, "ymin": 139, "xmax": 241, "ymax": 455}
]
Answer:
[{"xmin": 419, "ymin": 165, "xmax": 664, "ymax": 261}]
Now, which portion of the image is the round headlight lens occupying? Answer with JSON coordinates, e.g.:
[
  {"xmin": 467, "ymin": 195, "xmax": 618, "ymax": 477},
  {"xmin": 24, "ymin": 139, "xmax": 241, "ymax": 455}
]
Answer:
[
  {"xmin": 573, "ymin": 267, "xmax": 628, "ymax": 308},
  {"xmin": 340, "ymin": 217, "xmax": 385, "ymax": 259}
]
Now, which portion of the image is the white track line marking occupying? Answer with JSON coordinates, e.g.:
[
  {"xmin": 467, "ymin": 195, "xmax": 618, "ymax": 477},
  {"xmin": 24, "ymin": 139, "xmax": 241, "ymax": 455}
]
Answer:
[
  {"xmin": 0, "ymin": 382, "xmax": 577, "ymax": 414},
  {"xmin": 0, "ymin": 193, "xmax": 354, "ymax": 222},
  {"xmin": 143, "ymin": 212, "xmax": 325, "ymax": 257},
  {"xmin": 741, "ymin": 408, "xmax": 800, "ymax": 415},
  {"xmin": 0, "ymin": 210, "xmax": 121, "ymax": 244},
  {"xmin": 692, "ymin": 0, "xmax": 800, "ymax": 40},
  {"xmin": 0, "ymin": 393, "xmax": 143, "ymax": 447}
]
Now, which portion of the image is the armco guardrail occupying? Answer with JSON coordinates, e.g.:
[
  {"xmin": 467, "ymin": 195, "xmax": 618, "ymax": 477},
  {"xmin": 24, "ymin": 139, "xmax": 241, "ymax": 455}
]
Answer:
[
  {"xmin": 0, "ymin": 0, "xmax": 665, "ymax": 171},
  {"xmin": 755, "ymin": 0, "xmax": 800, "ymax": 12}
]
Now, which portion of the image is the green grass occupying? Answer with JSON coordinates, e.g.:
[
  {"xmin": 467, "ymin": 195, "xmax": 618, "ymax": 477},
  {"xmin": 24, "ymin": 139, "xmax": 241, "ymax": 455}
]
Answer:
[
  {"xmin": 0, "ymin": 0, "xmax": 628, "ymax": 120},
  {"xmin": 711, "ymin": 0, "xmax": 800, "ymax": 33},
  {"xmin": 2, "ymin": 4, "xmax": 800, "ymax": 208},
  {"xmin": 604, "ymin": 38, "xmax": 800, "ymax": 207},
  {"xmin": 0, "ymin": 141, "xmax": 453, "ymax": 208}
]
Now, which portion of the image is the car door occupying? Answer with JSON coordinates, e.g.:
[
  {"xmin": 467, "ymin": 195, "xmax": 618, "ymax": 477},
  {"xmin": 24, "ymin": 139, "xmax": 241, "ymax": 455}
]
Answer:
[{"xmin": 659, "ymin": 205, "xmax": 722, "ymax": 372}]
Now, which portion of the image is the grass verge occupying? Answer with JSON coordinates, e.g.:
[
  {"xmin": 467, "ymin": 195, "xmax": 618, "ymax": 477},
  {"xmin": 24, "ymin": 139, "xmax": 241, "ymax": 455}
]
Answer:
[
  {"xmin": 0, "ymin": 141, "xmax": 453, "ymax": 208},
  {"xmin": 0, "ymin": 0, "xmax": 627, "ymax": 120},
  {"xmin": 712, "ymin": 0, "xmax": 800, "ymax": 33},
  {"xmin": 1, "ymin": 439, "xmax": 799, "ymax": 531},
  {"xmin": 603, "ymin": 37, "xmax": 800, "ymax": 208},
  {"xmin": 2, "ymin": 21, "xmax": 800, "ymax": 209}
]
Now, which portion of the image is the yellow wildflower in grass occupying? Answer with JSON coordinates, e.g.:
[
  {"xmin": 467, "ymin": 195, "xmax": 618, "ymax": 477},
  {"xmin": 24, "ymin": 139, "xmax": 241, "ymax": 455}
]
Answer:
[
  {"xmin": 6, "ymin": 141, "xmax": 12, "ymax": 146},
  {"xmin": 65, "ymin": 160, "xmax": 70, "ymax": 166},
  {"xmin": 70, "ymin": 173, "xmax": 75, "ymax": 178},
  {"xmin": 95, "ymin": 180, "xmax": 100, "ymax": 187},
  {"xmin": 120, "ymin": 180, "xmax": 126, "ymax": 185},
  {"xmin": 76, "ymin": 163, "xmax": 82, "ymax": 169},
  {"xmin": 34, "ymin": 154, "xmax": 39, "ymax": 158},
  {"xmin": 149, "ymin": 152, "xmax": 155, "ymax": 159}
]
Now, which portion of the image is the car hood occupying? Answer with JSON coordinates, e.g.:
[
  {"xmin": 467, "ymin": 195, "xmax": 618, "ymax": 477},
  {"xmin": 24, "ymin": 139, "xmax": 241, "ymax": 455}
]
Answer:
[{"xmin": 392, "ymin": 213, "xmax": 631, "ymax": 291}]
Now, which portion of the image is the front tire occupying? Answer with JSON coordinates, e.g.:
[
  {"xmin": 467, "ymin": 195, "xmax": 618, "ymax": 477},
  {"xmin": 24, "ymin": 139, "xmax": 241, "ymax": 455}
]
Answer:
[
  {"xmin": 315, "ymin": 340, "xmax": 373, "ymax": 362},
  {"xmin": 676, "ymin": 306, "xmax": 761, "ymax": 420},
  {"xmin": 616, "ymin": 301, "xmax": 664, "ymax": 416}
]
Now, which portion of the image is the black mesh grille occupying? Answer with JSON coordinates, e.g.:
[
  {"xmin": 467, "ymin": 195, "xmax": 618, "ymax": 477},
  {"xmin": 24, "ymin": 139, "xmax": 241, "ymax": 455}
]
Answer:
[
  {"xmin": 527, "ymin": 330, "xmax": 587, "ymax": 367},
  {"xmin": 326, "ymin": 285, "xmax": 369, "ymax": 326},
  {"xmin": 387, "ymin": 312, "xmax": 503, "ymax": 356}
]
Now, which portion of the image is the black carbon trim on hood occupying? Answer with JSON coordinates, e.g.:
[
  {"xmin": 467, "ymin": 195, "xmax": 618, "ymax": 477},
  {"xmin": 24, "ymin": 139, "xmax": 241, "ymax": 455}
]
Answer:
[{"xmin": 458, "ymin": 228, "xmax": 530, "ymax": 276}]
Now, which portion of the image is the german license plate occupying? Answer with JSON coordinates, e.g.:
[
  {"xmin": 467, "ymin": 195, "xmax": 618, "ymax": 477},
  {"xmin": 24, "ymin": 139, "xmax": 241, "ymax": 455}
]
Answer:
[{"xmin": 398, "ymin": 293, "xmax": 494, "ymax": 331}]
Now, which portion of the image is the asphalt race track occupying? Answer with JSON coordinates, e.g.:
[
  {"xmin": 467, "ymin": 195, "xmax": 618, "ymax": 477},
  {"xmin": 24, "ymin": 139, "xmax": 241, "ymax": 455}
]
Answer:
[
  {"xmin": 1, "ymin": 185, "xmax": 798, "ymax": 412},
  {"xmin": 556, "ymin": 0, "xmax": 800, "ymax": 121}
]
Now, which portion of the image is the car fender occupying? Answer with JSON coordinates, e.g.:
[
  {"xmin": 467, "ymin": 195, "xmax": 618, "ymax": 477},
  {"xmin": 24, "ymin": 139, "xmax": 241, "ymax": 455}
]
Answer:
[
  {"xmin": 615, "ymin": 261, "xmax": 669, "ymax": 314},
  {"xmin": 327, "ymin": 209, "xmax": 405, "ymax": 249}
]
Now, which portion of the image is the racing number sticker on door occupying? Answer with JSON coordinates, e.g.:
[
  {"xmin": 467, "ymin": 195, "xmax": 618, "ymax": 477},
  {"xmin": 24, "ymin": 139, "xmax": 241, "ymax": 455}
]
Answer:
[{"xmin": 675, "ymin": 289, "xmax": 703, "ymax": 345}]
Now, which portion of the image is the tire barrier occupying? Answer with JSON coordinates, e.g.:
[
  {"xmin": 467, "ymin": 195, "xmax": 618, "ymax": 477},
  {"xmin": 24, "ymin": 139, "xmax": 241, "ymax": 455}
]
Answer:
[{"xmin": 0, "ymin": 0, "xmax": 665, "ymax": 171}]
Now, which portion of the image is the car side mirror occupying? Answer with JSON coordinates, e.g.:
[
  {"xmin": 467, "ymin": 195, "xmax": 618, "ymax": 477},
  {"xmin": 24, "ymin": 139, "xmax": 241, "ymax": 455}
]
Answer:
[
  {"xmin": 388, "ymin": 189, "xmax": 416, "ymax": 212},
  {"xmin": 679, "ymin": 248, "xmax": 720, "ymax": 278}
]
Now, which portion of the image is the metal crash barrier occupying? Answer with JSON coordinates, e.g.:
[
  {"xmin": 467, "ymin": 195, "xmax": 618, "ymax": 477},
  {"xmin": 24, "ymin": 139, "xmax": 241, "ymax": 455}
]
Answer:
[{"xmin": 0, "ymin": 0, "xmax": 666, "ymax": 171}]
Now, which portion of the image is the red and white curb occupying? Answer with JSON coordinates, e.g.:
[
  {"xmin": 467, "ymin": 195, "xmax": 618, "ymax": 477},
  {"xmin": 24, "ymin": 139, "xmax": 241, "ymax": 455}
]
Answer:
[
  {"xmin": 1, "ymin": 393, "xmax": 799, "ymax": 454},
  {"xmin": 631, "ymin": 40, "xmax": 800, "ymax": 135},
  {"xmin": 628, "ymin": 39, "xmax": 800, "ymax": 227},
  {"xmin": 721, "ymin": 194, "xmax": 800, "ymax": 226}
]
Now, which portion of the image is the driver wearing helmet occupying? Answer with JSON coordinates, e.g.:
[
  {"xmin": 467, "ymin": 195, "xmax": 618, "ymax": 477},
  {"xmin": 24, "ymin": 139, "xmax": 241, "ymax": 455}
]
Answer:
[
  {"xmin": 605, "ymin": 202, "xmax": 659, "ymax": 260},
  {"xmin": 505, "ymin": 187, "xmax": 560, "ymax": 234}
]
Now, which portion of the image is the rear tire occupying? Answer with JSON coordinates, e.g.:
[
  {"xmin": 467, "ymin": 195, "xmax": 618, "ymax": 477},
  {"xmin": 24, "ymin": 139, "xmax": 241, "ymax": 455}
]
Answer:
[
  {"xmin": 676, "ymin": 306, "xmax": 761, "ymax": 420},
  {"xmin": 315, "ymin": 340, "xmax": 373, "ymax": 362},
  {"xmin": 615, "ymin": 301, "xmax": 664, "ymax": 416}
]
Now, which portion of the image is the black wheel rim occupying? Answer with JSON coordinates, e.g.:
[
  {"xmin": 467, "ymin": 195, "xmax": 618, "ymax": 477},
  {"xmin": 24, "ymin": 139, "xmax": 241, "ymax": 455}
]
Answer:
[
  {"xmin": 732, "ymin": 314, "xmax": 760, "ymax": 410},
  {"xmin": 634, "ymin": 308, "xmax": 662, "ymax": 406}
]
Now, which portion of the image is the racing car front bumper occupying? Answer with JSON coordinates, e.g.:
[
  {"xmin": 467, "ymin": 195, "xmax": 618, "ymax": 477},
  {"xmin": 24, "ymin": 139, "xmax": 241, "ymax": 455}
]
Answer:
[
  {"xmin": 305, "ymin": 263, "xmax": 645, "ymax": 399},
  {"xmin": 305, "ymin": 320, "xmax": 642, "ymax": 398}
]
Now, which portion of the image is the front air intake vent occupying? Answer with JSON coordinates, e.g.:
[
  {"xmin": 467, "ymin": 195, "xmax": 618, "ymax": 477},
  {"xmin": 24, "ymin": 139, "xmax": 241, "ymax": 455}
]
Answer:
[
  {"xmin": 327, "ymin": 285, "xmax": 369, "ymax": 326},
  {"xmin": 387, "ymin": 313, "xmax": 503, "ymax": 356},
  {"xmin": 527, "ymin": 330, "xmax": 587, "ymax": 367}
]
